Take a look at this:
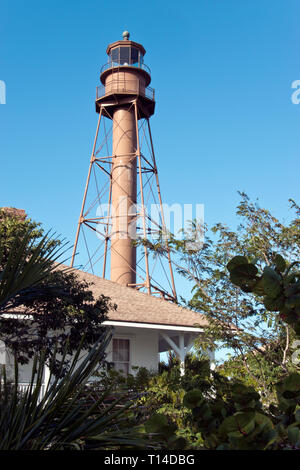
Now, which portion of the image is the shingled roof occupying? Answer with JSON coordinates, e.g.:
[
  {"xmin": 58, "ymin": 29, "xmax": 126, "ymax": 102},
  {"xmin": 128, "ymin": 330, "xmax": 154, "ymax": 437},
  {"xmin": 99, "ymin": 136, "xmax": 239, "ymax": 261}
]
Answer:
[{"xmin": 69, "ymin": 266, "xmax": 208, "ymax": 329}]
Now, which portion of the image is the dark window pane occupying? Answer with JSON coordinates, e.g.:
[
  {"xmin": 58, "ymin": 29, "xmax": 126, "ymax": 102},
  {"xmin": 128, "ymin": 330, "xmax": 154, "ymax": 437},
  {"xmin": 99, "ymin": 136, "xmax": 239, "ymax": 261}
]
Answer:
[
  {"xmin": 111, "ymin": 48, "xmax": 119, "ymax": 62},
  {"xmin": 113, "ymin": 338, "xmax": 130, "ymax": 362},
  {"xmin": 131, "ymin": 48, "xmax": 138, "ymax": 64},
  {"xmin": 120, "ymin": 47, "xmax": 129, "ymax": 65}
]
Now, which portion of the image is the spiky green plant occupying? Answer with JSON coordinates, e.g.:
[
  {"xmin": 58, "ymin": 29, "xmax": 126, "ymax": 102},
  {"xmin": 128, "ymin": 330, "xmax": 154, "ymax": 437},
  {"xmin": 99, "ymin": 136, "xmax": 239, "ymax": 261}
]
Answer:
[
  {"xmin": 0, "ymin": 226, "xmax": 68, "ymax": 312},
  {"xmin": 0, "ymin": 335, "xmax": 151, "ymax": 450},
  {"xmin": 0, "ymin": 226, "xmax": 152, "ymax": 450}
]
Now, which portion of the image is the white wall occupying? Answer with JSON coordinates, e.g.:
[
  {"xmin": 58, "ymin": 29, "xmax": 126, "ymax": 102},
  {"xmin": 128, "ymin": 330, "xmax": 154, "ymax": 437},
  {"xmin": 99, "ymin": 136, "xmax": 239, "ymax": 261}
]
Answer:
[
  {"xmin": 1, "ymin": 325, "xmax": 160, "ymax": 384},
  {"xmin": 106, "ymin": 325, "xmax": 159, "ymax": 373},
  {"xmin": 4, "ymin": 349, "xmax": 39, "ymax": 383}
]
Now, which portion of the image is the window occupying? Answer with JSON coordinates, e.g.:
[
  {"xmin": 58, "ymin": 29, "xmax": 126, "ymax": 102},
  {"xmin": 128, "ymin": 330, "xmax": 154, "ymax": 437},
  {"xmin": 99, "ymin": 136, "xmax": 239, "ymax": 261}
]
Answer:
[
  {"xmin": 120, "ymin": 47, "xmax": 130, "ymax": 65},
  {"xmin": 111, "ymin": 48, "xmax": 119, "ymax": 63},
  {"xmin": 112, "ymin": 338, "xmax": 130, "ymax": 374},
  {"xmin": 109, "ymin": 47, "xmax": 144, "ymax": 67},
  {"xmin": 131, "ymin": 47, "xmax": 139, "ymax": 65}
]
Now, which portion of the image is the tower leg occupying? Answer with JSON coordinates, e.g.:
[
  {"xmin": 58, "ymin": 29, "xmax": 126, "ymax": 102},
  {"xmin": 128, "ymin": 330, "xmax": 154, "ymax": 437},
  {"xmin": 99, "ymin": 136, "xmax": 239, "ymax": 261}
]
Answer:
[
  {"xmin": 70, "ymin": 109, "xmax": 103, "ymax": 268},
  {"xmin": 146, "ymin": 119, "xmax": 177, "ymax": 301},
  {"xmin": 134, "ymin": 101, "xmax": 151, "ymax": 294}
]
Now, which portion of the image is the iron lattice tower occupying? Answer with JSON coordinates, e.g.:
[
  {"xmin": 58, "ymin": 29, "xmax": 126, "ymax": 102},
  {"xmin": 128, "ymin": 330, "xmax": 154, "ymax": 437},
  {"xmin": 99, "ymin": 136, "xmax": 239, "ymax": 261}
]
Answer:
[{"xmin": 71, "ymin": 32, "xmax": 177, "ymax": 302}]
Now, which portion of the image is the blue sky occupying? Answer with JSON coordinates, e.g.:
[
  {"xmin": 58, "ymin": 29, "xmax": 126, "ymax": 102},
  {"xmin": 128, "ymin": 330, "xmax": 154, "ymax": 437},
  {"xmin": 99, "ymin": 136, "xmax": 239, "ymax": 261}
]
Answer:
[{"xmin": 1, "ymin": 0, "xmax": 300, "ymax": 307}]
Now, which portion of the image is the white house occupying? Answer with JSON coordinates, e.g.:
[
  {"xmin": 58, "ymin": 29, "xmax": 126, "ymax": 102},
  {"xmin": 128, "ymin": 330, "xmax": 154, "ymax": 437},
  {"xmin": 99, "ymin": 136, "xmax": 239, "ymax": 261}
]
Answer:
[
  {"xmin": 0, "ymin": 266, "xmax": 211, "ymax": 392},
  {"xmin": 73, "ymin": 267, "xmax": 211, "ymax": 375}
]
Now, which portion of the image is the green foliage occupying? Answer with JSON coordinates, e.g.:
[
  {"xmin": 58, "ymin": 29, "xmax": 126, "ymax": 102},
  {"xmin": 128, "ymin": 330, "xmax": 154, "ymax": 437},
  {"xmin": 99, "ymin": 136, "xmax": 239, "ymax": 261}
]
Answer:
[
  {"xmin": 0, "ymin": 210, "xmax": 114, "ymax": 372},
  {"xmin": 2, "ymin": 197, "xmax": 300, "ymax": 450},
  {"xmin": 140, "ymin": 214, "xmax": 300, "ymax": 449},
  {"xmin": 85, "ymin": 243, "xmax": 300, "ymax": 450},
  {"xmin": 0, "ymin": 225, "xmax": 65, "ymax": 312},
  {"xmin": 227, "ymin": 254, "xmax": 300, "ymax": 333},
  {"xmin": 0, "ymin": 337, "xmax": 152, "ymax": 450},
  {"xmin": 179, "ymin": 252, "xmax": 300, "ymax": 450},
  {"xmin": 163, "ymin": 193, "xmax": 300, "ymax": 403},
  {"xmin": 219, "ymin": 351, "xmax": 284, "ymax": 404},
  {"xmin": 0, "ymin": 209, "xmax": 156, "ymax": 450},
  {"xmin": 0, "ymin": 209, "xmax": 46, "ymax": 268},
  {"xmin": 93, "ymin": 365, "xmax": 155, "ymax": 394},
  {"xmin": 92, "ymin": 354, "xmax": 214, "ymax": 449},
  {"xmin": 140, "ymin": 361, "xmax": 283, "ymax": 450},
  {"xmin": 162, "ymin": 368, "xmax": 300, "ymax": 450}
]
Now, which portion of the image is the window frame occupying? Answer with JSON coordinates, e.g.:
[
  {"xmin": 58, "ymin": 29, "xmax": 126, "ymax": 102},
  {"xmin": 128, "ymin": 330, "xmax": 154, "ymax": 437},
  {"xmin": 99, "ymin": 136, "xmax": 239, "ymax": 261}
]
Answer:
[{"xmin": 112, "ymin": 337, "xmax": 131, "ymax": 375}]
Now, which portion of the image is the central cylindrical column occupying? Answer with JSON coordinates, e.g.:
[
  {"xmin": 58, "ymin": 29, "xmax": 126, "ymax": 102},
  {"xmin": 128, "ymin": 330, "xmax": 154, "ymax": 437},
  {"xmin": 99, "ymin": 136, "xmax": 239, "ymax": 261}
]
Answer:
[{"xmin": 110, "ymin": 106, "xmax": 137, "ymax": 286}]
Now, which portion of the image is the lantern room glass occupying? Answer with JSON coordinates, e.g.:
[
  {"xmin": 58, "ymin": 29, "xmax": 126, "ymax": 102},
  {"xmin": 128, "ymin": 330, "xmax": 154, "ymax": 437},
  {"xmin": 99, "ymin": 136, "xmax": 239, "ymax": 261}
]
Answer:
[{"xmin": 110, "ymin": 47, "xmax": 144, "ymax": 68}]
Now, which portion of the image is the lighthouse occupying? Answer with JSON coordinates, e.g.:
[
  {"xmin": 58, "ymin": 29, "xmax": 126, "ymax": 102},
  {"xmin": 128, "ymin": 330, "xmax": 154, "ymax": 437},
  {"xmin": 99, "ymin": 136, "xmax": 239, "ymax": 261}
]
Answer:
[{"xmin": 71, "ymin": 32, "xmax": 176, "ymax": 301}]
